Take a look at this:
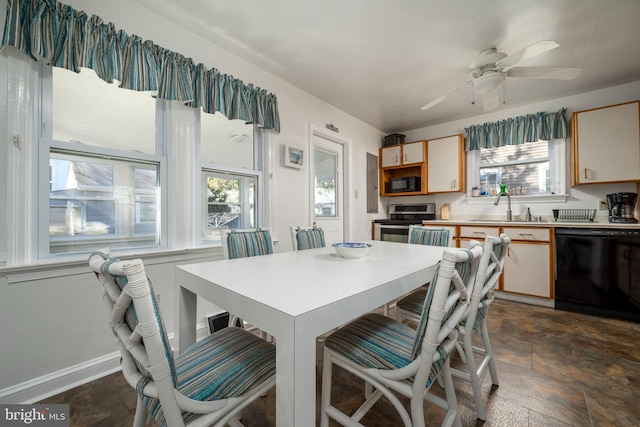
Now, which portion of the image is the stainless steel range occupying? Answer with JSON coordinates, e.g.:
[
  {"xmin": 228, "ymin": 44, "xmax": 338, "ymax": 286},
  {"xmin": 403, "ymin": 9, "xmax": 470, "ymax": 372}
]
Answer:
[{"xmin": 373, "ymin": 203, "xmax": 436, "ymax": 243}]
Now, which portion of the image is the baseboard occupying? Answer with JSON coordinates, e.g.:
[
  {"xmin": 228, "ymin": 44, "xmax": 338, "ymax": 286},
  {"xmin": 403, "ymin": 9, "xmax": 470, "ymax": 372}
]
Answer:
[
  {"xmin": 0, "ymin": 325, "xmax": 212, "ymax": 404},
  {"xmin": 495, "ymin": 291, "xmax": 555, "ymax": 308},
  {"xmin": 0, "ymin": 352, "xmax": 122, "ymax": 404}
]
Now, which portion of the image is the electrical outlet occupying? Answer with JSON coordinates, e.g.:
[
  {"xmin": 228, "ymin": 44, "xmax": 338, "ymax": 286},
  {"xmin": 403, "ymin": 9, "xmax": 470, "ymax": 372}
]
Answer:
[{"xmin": 598, "ymin": 200, "xmax": 608, "ymax": 210}]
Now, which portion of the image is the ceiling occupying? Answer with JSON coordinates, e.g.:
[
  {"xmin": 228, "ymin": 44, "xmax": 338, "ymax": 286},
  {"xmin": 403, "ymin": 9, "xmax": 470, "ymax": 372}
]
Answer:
[{"xmin": 133, "ymin": 0, "xmax": 640, "ymax": 133}]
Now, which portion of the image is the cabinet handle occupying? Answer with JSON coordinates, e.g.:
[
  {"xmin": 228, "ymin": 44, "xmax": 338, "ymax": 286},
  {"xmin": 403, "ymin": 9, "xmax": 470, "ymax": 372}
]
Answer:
[
  {"xmin": 404, "ymin": 154, "xmax": 408, "ymax": 162},
  {"xmin": 518, "ymin": 233, "xmax": 535, "ymax": 238},
  {"xmin": 451, "ymin": 179, "xmax": 456, "ymax": 189},
  {"xmin": 472, "ymin": 232, "xmax": 486, "ymax": 237},
  {"xmin": 395, "ymin": 155, "xmax": 399, "ymax": 163},
  {"xmin": 584, "ymin": 168, "xmax": 588, "ymax": 179}
]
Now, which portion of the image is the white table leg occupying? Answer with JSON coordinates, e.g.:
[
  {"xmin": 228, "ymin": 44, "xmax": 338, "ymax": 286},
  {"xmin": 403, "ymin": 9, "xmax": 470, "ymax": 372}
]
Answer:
[
  {"xmin": 177, "ymin": 285, "xmax": 197, "ymax": 355},
  {"xmin": 274, "ymin": 318, "xmax": 317, "ymax": 426}
]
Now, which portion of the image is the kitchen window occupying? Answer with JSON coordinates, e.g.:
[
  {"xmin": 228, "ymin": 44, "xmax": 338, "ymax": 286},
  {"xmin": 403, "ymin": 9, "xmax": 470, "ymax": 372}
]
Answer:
[{"xmin": 467, "ymin": 139, "xmax": 566, "ymax": 199}]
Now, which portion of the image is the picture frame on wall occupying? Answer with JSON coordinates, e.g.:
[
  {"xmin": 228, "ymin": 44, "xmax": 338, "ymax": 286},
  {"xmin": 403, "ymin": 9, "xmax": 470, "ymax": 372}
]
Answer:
[{"xmin": 285, "ymin": 144, "xmax": 304, "ymax": 169}]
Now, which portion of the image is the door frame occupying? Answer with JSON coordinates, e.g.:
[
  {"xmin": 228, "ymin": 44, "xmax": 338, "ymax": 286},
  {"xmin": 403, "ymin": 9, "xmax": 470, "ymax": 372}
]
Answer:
[{"xmin": 309, "ymin": 123, "xmax": 351, "ymax": 242}]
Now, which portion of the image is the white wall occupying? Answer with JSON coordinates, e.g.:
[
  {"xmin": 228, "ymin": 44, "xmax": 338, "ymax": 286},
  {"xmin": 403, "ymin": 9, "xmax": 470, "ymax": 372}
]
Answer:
[
  {"xmin": 395, "ymin": 81, "xmax": 640, "ymax": 222},
  {"xmin": 0, "ymin": 0, "xmax": 385, "ymax": 402}
]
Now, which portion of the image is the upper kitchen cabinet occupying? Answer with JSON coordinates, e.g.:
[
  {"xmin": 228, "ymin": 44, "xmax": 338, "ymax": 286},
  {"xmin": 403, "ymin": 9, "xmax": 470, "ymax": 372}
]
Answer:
[
  {"xmin": 571, "ymin": 100, "xmax": 640, "ymax": 185},
  {"xmin": 380, "ymin": 140, "xmax": 425, "ymax": 167},
  {"xmin": 379, "ymin": 140, "xmax": 427, "ymax": 196},
  {"xmin": 427, "ymin": 134, "xmax": 465, "ymax": 193}
]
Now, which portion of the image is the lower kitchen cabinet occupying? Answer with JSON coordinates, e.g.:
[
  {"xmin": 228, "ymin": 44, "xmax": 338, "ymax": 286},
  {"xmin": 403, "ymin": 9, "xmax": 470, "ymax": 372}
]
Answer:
[
  {"xmin": 458, "ymin": 226, "xmax": 554, "ymax": 299},
  {"xmin": 501, "ymin": 227, "xmax": 553, "ymax": 298}
]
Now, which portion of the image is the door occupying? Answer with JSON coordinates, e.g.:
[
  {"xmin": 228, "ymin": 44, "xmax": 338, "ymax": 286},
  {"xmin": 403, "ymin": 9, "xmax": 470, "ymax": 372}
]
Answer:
[{"xmin": 311, "ymin": 126, "xmax": 348, "ymax": 245}]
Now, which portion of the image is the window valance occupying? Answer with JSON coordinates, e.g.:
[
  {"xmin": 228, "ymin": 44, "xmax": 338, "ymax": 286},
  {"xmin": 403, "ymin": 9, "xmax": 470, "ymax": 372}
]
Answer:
[
  {"xmin": 1, "ymin": 0, "xmax": 280, "ymax": 132},
  {"xmin": 464, "ymin": 108, "xmax": 567, "ymax": 151}
]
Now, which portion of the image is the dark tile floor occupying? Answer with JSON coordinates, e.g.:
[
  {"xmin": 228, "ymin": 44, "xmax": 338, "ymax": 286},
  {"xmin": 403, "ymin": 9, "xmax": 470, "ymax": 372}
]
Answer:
[{"xmin": 40, "ymin": 299, "xmax": 640, "ymax": 426}]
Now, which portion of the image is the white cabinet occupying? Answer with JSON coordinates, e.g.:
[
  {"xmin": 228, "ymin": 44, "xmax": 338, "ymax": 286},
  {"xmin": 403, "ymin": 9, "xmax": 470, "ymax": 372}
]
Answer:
[
  {"xmin": 501, "ymin": 227, "xmax": 553, "ymax": 298},
  {"xmin": 427, "ymin": 134, "xmax": 465, "ymax": 193},
  {"xmin": 458, "ymin": 226, "xmax": 553, "ymax": 299},
  {"xmin": 380, "ymin": 145, "xmax": 402, "ymax": 167},
  {"xmin": 402, "ymin": 141, "xmax": 425, "ymax": 164},
  {"xmin": 571, "ymin": 101, "xmax": 640, "ymax": 185}
]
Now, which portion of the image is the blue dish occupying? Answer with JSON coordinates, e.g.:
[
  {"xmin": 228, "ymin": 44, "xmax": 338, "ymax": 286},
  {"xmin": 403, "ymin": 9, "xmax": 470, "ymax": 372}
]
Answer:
[{"xmin": 332, "ymin": 242, "xmax": 372, "ymax": 258}]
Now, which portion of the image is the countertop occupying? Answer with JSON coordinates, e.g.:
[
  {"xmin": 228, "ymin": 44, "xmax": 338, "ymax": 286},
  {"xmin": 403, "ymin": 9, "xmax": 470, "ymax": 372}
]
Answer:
[{"xmin": 421, "ymin": 219, "xmax": 640, "ymax": 229}]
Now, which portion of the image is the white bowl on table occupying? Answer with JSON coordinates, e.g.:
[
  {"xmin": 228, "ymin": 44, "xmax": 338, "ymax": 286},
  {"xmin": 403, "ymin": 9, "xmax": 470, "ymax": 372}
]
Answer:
[{"xmin": 332, "ymin": 242, "xmax": 372, "ymax": 259}]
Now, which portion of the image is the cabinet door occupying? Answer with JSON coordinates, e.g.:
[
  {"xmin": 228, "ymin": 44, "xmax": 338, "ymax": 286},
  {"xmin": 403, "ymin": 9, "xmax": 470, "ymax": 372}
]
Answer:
[
  {"xmin": 573, "ymin": 101, "xmax": 640, "ymax": 184},
  {"xmin": 503, "ymin": 242, "xmax": 551, "ymax": 298},
  {"xmin": 427, "ymin": 134, "xmax": 464, "ymax": 193},
  {"xmin": 402, "ymin": 141, "xmax": 424, "ymax": 164},
  {"xmin": 380, "ymin": 145, "xmax": 401, "ymax": 167}
]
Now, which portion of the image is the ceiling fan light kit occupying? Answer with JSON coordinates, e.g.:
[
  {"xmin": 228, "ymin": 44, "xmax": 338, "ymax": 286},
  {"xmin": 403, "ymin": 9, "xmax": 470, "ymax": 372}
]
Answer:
[{"xmin": 473, "ymin": 71, "xmax": 506, "ymax": 94}]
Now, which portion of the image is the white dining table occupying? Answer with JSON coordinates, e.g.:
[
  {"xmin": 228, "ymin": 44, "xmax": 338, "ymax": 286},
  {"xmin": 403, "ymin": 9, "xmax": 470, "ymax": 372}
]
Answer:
[{"xmin": 175, "ymin": 240, "xmax": 444, "ymax": 426}]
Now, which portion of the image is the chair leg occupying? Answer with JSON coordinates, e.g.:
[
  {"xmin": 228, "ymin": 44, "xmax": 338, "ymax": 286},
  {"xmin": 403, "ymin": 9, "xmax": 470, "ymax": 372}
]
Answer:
[
  {"xmin": 480, "ymin": 319, "xmax": 499, "ymax": 386},
  {"xmin": 462, "ymin": 330, "xmax": 486, "ymax": 421},
  {"xmin": 440, "ymin": 362, "xmax": 462, "ymax": 427},
  {"xmin": 320, "ymin": 348, "xmax": 333, "ymax": 427},
  {"xmin": 132, "ymin": 395, "xmax": 148, "ymax": 427}
]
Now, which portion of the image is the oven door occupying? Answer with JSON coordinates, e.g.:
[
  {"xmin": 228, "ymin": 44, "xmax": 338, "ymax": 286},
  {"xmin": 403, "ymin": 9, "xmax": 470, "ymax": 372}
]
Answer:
[{"xmin": 374, "ymin": 223, "xmax": 410, "ymax": 243}]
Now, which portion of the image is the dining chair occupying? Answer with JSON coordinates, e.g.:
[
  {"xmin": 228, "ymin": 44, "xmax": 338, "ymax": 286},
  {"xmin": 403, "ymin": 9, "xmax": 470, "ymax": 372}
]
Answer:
[
  {"xmin": 88, "ymin": 249, "xmax": 276, "ymax": 427},
  {"xmin": 221, "ymin": 228, "xmax": 273, "ymax": 260},
  {"xmin": 451, "ymin": 234, "xmax": 510, "ymax": 421},
  {"xmin": 320, "ymin": 245, "xmax": 484, "ymax": 427},
  {"xmin": 386, "ymin": 225, "xmax": 454, "ymax": 317},
  {"xmin": 290, "ymin": 225, "xmax": 326, "ymax": 250},
  {"xmin": 221, "ymin": 228, "xmax": 274, "ymax": 339}
]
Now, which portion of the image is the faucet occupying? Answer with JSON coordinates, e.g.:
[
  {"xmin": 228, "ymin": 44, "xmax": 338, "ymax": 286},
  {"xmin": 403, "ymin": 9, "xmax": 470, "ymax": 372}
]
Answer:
[{"xmin": 494, "ymin": 191, "xmax": 512, "ymax": 221}]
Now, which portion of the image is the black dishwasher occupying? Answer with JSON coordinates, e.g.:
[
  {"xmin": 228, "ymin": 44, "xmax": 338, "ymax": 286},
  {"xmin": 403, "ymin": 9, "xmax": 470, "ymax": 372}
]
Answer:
[{"xmin": 555, "ymin": 228, "xmax": 640, "ymax": 322}]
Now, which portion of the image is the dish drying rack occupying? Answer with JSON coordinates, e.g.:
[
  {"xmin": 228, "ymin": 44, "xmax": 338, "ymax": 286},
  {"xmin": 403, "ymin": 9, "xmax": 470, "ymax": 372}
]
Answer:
[{"xmin": 552, "ymin": 209, "xmax": 597, "ymax": 222}]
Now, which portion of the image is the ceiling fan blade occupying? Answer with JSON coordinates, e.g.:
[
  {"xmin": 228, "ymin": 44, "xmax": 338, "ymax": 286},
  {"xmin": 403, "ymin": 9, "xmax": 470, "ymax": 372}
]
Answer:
[
  {"xmin": 482, "ymin": 89, "xmax": 501, "ymax": 112},
  {"xmin": 420, "ymin": 82, "xmax": 469, "ymax": 111},
  {"xmin": 507, "ymin": 66, "xmax": 582, "ymax": 80},
  {"xmin": 497, "ymin": 40, "xmax": 559, "ymax": 69}
]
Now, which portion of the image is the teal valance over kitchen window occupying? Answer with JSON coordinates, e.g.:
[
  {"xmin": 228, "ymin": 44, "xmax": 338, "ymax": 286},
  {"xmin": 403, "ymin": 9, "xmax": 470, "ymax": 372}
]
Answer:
[
  {"xmin": 464, "ymin": 108, "xmax": 567, "ymax": 151},
  {"xmin": 1, "ymin": 0, "xmax": 280, "ymax": 132}
]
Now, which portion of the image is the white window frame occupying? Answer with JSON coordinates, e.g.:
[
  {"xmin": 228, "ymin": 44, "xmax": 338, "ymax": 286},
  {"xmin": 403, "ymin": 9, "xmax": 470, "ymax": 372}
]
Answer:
[
  {"xmin": 197, "ymin": 110, "xmax": 266, "ymax": 246},
  {"xmin": 37, "ymin": 64, "xmax": 168, "ymax": 260},
  {"xmin": 466, "ymin": 138, "xmax": 568, "ymax": 205}
]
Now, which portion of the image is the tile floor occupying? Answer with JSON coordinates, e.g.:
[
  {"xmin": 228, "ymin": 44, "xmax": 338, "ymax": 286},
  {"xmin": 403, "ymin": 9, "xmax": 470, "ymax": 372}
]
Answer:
[{"xmin": 40, "ymin": 299, "xmax": 640, "ymax": 426}]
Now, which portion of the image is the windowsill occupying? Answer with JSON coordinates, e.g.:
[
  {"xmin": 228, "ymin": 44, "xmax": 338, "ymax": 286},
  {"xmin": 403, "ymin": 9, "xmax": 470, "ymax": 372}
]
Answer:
[
  {"xmin": 0, "ymin": 246, "xmax": 222, "ymax": 285},
  {"xmin": 465, "ymin": 193, "xmax": 569, "ymax": 204}
]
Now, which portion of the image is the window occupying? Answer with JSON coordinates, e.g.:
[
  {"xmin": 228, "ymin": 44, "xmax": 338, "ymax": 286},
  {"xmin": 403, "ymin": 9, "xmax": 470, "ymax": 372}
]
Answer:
[
  {"xmin": 48, "ymin": 150, "xmax": 159, "ymax": 253},
  {"xmin": 314, "ymin": 148, "xmax": 338, "ymax": 218},
  {"xmin": 42, "ymin": 66, "xmax": 163, "ymax": 256},
  {"xmin": 200, "ymin": 112, "xmax": 261, "ymax": 245},
  {"xmin": 469, "ymin": 139, "xmax": 566, "ymax": 197},
  {"xmin": 201, "ymin": 171, "xmax": 257, "ymax": 244}
]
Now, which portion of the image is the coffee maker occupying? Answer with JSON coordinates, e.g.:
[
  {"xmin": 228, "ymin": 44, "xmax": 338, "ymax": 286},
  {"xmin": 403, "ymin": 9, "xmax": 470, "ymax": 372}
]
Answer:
[{"xmin": 606, "ymin": 192, "xmax": 638, "ymax": 223}]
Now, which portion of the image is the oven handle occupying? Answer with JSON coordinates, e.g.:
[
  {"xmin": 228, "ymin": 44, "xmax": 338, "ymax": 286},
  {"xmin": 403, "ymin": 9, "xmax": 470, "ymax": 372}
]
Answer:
[{"xmin": 378, "ymin": 224, "xmax": 411, "ymax": 229}]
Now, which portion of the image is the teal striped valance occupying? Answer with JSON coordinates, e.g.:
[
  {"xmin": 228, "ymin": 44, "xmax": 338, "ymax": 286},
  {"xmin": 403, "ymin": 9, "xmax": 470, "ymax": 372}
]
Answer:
[
  {"xmin": 1, "ymin": 0, "xmax": 280, "ymax": 131},
  {"xmin": 464, "ymin": 108, "xmax": 567, "ymax": 151}
]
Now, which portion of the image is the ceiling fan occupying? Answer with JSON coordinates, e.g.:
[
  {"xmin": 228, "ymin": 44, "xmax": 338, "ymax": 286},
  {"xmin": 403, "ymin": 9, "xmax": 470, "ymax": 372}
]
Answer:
[{"xmin": 421, "ymin": 40, "xmax": 582, "ymax": 112}]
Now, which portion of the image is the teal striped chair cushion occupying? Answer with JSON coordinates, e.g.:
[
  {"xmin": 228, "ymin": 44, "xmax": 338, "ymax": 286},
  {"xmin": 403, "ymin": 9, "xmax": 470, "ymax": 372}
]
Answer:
[
  {"xmin": 409, "ymin": 227, "xmax": 450, "ymax": 247},
  {"xmin": 226, "ymin": 229, "xmax": 273, "ymax": 259},
  {"xmin": 144, "ymin": 327, "xmax": 276, "ymax": 426},
  {"xmin": 295, "ymin": 227, "xmax": 325, "ymax": 250},
  {"xmin": 324, "ymin": 312, "xmax": 446, "ymax": 389}
]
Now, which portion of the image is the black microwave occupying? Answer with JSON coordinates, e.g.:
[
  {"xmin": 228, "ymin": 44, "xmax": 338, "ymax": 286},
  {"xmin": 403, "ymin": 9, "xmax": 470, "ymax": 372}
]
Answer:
[{"xmin": 386, "ymin": 176, "xmax": 421, "ymax": 193}]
